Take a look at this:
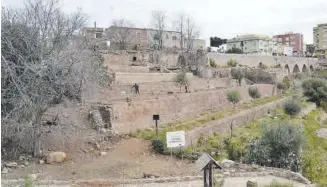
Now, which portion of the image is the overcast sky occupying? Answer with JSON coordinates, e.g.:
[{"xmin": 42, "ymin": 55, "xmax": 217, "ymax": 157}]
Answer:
[{"xmin": 2, "ymin": 0, "xmax": 327, "ymax": 45}]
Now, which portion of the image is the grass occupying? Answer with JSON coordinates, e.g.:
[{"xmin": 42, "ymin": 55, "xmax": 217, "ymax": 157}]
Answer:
[
  {"xmin": 262, "ymin": 181, "xmax": 293, "ymax": 187},
  {"xmin": 130, "ymin": 89, "xmax": 300, "ymax": 142}
]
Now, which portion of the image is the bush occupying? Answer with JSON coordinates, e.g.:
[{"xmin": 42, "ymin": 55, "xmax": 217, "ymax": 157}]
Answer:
[
  {"xmin": 282, "ymin": 76, "xmax": 291, "ymax": 90},
  {"xmin": 230, "ymin": 68, "xmax": 244, "ymax": 86},
  {"xmin": 277, "ymin": 82, "xmax": 286, "ymax": 91},
  {"xmin": 301, "ymin": 78, "xmax": 327, "ymax": 106},
  {"xmin": 321, "ymin": 100, "xmax": 327, "ymax": 112},
  {"xmin": 247, "ymin": 120, "xmax": 305, "ymax": 172},
  {"xmin": 209, "ymin": 58, "xmax": 217, "ymax": 68},
  {"xmin": 173, "ymin": 72, "xmax": 188, "ymax": 92},
  {"xmin": 227, "ymin": 90, "xmax": 241, "ymax": 109},
  {"xmin": 302, "ymin": 151, "xmax": 327, "ymax": 184},
  {"xmin": 152, "ymin": 138, "xmax": 164, "ymax": 153},
  {"xmin": 248, "ymin": 86, "xmax": 261, "ymax": 100},
  {"xmin": 283, "ymin": 100, "xmax": 301, "ymax": 117},
  {"xmin": 227, "ymin": 59, "xmax": 238, "ymax": 67}
]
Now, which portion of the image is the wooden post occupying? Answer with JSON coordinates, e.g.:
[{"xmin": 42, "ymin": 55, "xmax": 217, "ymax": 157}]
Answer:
[{"xmin": 209, "ymin": 163, "xmax": 213, "ymax": 187}]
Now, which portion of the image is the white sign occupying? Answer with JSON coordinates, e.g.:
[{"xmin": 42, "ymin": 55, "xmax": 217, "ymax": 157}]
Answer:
[
  {"xmin": 166, "ymin": 131, "xmax": 185, "ymax": 148},
  {"xmin": 106, "ymin": 41, "xmax": 111, "ymax": 47}
]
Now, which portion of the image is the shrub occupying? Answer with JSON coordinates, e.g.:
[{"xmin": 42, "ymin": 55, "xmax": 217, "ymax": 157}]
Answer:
[
  {"xmin": 152, "ymin": 138, "xmax": 164, "ymax": 153},
  {"xmin": 25, "ymin": 176, "xmax": 33, "ymax": 187},
  {"xmin": 247, "ymin": 120, "xmax": 305, "ymax": 172},
  {"xmin": 302, "ymin": 151, "xmax": 327, "ymax": 184},
  {"xmin": 248, "ymin": 86, "xmax": 261, "ymax": 100},
  {"xmin": 173, "ymin": 72, "xmax": 188, "ymax": 92},
  {"xmin": 282, "ymin": 76, "xmax": 291, "ymax": 90},
  {"xmin": 209, "ymin": 58, "xmax": 217, "ymax": 68},
  {"xmin": 277, "ymin": 82, "xmax": 286, "ymax": 91},
  {"xmin": 283, "ymin": 100, "xmax": 301, "ymax": 117},
  {"xmin": 227, "ymin": 90, "xmax": 241, "ymax": 109},
  {"xmin": 301, "ymin": 78, "xmax": 327, "ymax": 106},
  {"xmin": 227, "ymin": 59, "xmax": 238, "ymax": 67},
  {"xmin": 321, "ymin": 100, "xmax": 327, "ymax": 112},
  {"xmin": 230, "ymin": 68, "xmax": 244, "ymax": 86}
]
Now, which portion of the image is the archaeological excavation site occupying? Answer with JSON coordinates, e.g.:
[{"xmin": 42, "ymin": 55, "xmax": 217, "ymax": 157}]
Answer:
[{"xmin": 2, "ymin": 0, "xmax": 327, "ymax": 187}]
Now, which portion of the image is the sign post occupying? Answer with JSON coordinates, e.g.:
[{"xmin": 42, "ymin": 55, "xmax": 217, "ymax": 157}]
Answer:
[
  {"xmin": 195, "ymin": 153, "xmax": 222, "ymax": 187},
  {"xmin": 166, "ymin": 131, "xmax": 186, "ymax": 160},
  {"xmin": 153, "ymin": 115, "xmax": 160, "ymax": 137}
]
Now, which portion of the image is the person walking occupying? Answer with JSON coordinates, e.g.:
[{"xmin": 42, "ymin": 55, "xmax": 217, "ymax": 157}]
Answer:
[{"xmin": 132, "ymin": 83, "xmax": 140, "ymax": 95}]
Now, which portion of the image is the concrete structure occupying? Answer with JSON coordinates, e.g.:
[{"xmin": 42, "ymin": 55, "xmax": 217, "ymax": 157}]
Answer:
[
  {"xmin": 273, "ymin": 32, "xmax": 304, "ymax": 54},
  {"xmin": 105, "ymin": 26, "xmax": 206, "ymax": 50},
  {"xmin": 313, "ymin": 23, "xmax": 327, "ymax": 57},
  {"xmin": 226, "ymin": 34, "xmax": 277, "ymax": 55}
]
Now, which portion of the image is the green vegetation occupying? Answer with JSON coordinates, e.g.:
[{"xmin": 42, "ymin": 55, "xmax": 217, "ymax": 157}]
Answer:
[
  {"xmin": 277, "ymin": 82, "xmax": 287, "ymax": 92},
  {"xmin": 271, "ymin": 64, "xmax": 281, "ymax": 68},
  {"xmin": 173, "ymin": 72, "xmax": 189, "ymax": 92},
  {"xmin": 209, "ymin": 58, "xmax": 218, "ymax": 68},
  {"xmin": 283, "ymin": 100, "xmax": 301, "ymax": 117},
  {"xmin": 227, "ymin": 59, "xmax": 238, "ymax": 67},
  {"xmin": 282, "ymin": 76, "xmax": 291, "ymax": 90},
  {"xmin": 248, "ymin": 86, "xmax": 261, "ymax": 100},
  {"xmin": 301, "ymin": 110, "xmax": 327, "ymax": 184},
  {"xmin": 301, "ymin": 78, "xmax": 327, "ymax": 107},
  {"xmin": 230, "ymin": 68, "xmax": 244, "ymax": 86},
  {"xmin": 25, "ymin": 176, "xmax": 33, "ymax": 187},
  {"xmin": 227, "ymin": 90, "xmax": 241, "ymax": 109},
  {"xmin": 263, "ymin": 181, "xmax": 293, "ymax": 187},
  {"xmin": 152, "ymin": 138, "xmax": 164, "ymax": 153}
]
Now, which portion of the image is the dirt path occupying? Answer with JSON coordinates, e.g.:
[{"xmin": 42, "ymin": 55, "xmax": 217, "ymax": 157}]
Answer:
[{"xmin": 2, "ymin": 138, "xmax": 199, "ymax": 181}]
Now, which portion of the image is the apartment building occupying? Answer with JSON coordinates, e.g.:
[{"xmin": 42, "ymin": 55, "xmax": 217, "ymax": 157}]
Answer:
[
  {"xmin": 273, "ymin": 32, "xmax": 304, "ymax": 54},
  {"xmin": 226, "ymin": 34, "xmax": 278, "ymax": 55},
  {"xmin": 313, "ymin": 23, "xmax": 327, "ymax": 57}
]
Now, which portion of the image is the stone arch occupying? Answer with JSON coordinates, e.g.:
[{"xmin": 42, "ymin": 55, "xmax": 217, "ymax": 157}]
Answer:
[
  {"xmin": 293, "ymin": 64, "xmax": 300, "ymax": 73},
  {"xmin": 310, "ymin": 65, "xmax": 314, "ymax": 71},
  {"xmin": 284, "ymin": 64, "xmax": 290, "ymax": 74},
  {"xmin": 302, "ymin": 64, "xmax": 308, "ymax": 73}
]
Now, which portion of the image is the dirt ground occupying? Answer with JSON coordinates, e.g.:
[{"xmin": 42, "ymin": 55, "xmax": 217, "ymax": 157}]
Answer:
[{"xmin": 2, "ymin": 138, "xmax": 199, "ymax": 181}]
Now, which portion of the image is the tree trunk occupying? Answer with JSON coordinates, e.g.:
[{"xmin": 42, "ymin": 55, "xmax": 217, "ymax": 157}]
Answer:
[{"xmin": 33, "ymin": 116, "xmax": 42, "ymax": 157}]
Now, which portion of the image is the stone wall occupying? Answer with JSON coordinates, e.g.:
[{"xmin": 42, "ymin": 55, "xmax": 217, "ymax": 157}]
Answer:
[
  {"xmin": 114, "ymin": 72, "xmax": 194, "ymax": 84},
  {"xmin": 208, "ymin": 53, "xmax": 318, "ymax": 67},
  {"xmin": 110, "ymin": 84, "xmax": 275, "ymax": 133}
]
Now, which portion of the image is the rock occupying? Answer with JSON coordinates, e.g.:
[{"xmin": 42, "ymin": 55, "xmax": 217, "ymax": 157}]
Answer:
[
  {"xmin": 46, "ymin": 152, "xmax": 67, "ymax": 164},
  {"xmin": 5, "ymin": 162, "xmax": 18, "ymax": 168},
  {"xmin": 23, "ymin": 161, "xmax": 29, "ymax": 166},
  {"xmin": 99, "ymin": 128, "xmax": 107, "ymax": 134},
  {"xmin": 19, "ymin": 156, "xmax": 26, "ymax": 161},
  {"xmin": 99, "ymin": 152, "xmax": 107, "ymax": 156},
  {"xmin": 94, "ymin": 143, "xmax": 100, "ymax": 150},
  {"xmin": 246, "ymin": 180, "xmax": 258, "ymax": 187},
  {"xmin": 143, "ymin": 172, "xmax": 159, "ymax": 178},
  {"xmin": 28, "ymin": 174, "xmax": 38, "ymax": 180},
  {"xmin": 221, "ymin": 159, "xmax": 235, "ymax": 168},
  {"xmin": 19, "ymin": 165, "xmax": 25, "ymax": 168},
  {"xmin": 39, "ymin": 160, "xmax": 45, "ymax": 164},
  {"xmin": 2, "ymin": 167, "xmax": 9, "ymax": 174}
]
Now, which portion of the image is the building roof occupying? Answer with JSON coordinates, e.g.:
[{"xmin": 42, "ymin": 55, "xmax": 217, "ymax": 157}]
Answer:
[{"xmin": 227, "ymin": 34, "xmax": 273, "ymax": 43}]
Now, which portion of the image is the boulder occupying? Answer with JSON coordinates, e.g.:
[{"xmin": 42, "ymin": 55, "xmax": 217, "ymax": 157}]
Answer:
[
  {"xmin": 99, "ymin": 152, "xmax": 107, "ymax": 156},
  {"xmin": 46, "ymin": 152, "xmax": 67, "ymax": 164},
  {"xmin": 99, "ymin": 128, "xmax": 107, "ymax": 134},
  {"xmin": 28, "ymin": 174, "xmax": 38, "ymax": 180},
  {"xmin": 221, "ymin": 159, "xmax": 235, "ymax": 168},
  {"xmin": 5, "ymin": 162, "xmax": 18, "ymax": 168},
  {"xmin": 2, "ymin": 167, "xmax": 9, "ymax": 174},
  {"xmin": 246, "ymin": 179, "xmax": 258, "ymax": 187}
]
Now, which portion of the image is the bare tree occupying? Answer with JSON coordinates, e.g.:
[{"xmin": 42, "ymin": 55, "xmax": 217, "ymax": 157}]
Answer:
[
  {"xmin": 151, "ymin": 10, "xmax": 166, "ymax": 50},
  {"xmin": 174, "ymin": 13, "xmax": 199, "ymax": 52},
  {"xmin": 1, "ymin": 0, "xmax": 110, "ymax": 158},
  {"xmin": 110, "ymin": 19, "xmax": 134, "ymax": 50}
]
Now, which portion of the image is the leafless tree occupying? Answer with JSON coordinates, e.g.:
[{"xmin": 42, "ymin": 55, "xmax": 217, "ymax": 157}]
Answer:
[
  {"xmin": 110, "ymin": 19, "xmax": 134, "ymax": 50},
  {"xmin": 151, "ymin": 10, "xmax": 166, "ymax": 50},
  {"xmin": 1, "ymin": 0, "xmax": 110, "ymax": 158},
  {"xmin": 174, "ymin": 13, "xmax": 200, "ymax": 53}
]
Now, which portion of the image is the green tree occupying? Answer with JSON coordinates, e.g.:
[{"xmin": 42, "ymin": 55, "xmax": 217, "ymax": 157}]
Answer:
[
  {"xmin": 227, "ymin": 90, "xmax": 241, "ymax": 109},
  {"xmin": 282, "ymin": 76, "xmax": 291, "ymax": 90},
  {"xmin": 301, "ymin": 78, "xmax": 327, "ymax": 106},
  {"xmin": 230, "ymin": 68, "xmax": 244, "ymax": 86},
  {"xmin": 283, "ymin": 100, "xmax": 301, "ymax": 117},
  {"xmin": 248, "ymin": 86, "xmax": 261, "ymax": 100},
  {"xmin": 247, "ymin": 120, "xmax": 305, "ymax": 172},
  {"xmin": 173, "ymin": 72, "xmax": 188, "ymax": 92}
]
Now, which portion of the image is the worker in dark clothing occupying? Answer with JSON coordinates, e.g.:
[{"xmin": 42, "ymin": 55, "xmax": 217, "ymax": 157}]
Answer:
[
  {"xmin": 185, "ymin": 84, "xmax": 188, "ymax": 93},
  {"xmin": 132, "ymin": 83, "xmax": 140, "ymax": 95}
]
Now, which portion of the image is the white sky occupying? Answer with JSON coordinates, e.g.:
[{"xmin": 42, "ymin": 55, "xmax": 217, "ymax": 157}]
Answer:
[{"xmin": 2, "ymin": 0, "xmax": 327, "ymax": 45}]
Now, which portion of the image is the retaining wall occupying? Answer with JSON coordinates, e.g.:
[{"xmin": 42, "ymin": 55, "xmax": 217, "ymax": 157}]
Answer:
[
  {"xmin": 114, "ymin": 72, "xmax": 194, "ymax": 84},
  {"xmin": 110, "ymin": 84, "xmax": 275, "ymax": 133},
  {"xmin": 208, "ymin": 53, "xmax": 318, "ymax": 67}
]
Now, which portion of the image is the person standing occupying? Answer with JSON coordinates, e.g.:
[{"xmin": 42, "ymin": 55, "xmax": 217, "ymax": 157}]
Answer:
[{"xmin": 132, "ymin": 83, "xmax": 140, "ymax": 95}]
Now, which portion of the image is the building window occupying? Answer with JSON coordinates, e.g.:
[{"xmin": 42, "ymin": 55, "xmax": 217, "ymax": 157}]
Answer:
[
  {"xmin": 95, "ymin": 33, "xmax": 102, "ymax": 38},
  {"xmin": 172, "ymin": 36, "xmax": 177, "ymax": 40}
]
